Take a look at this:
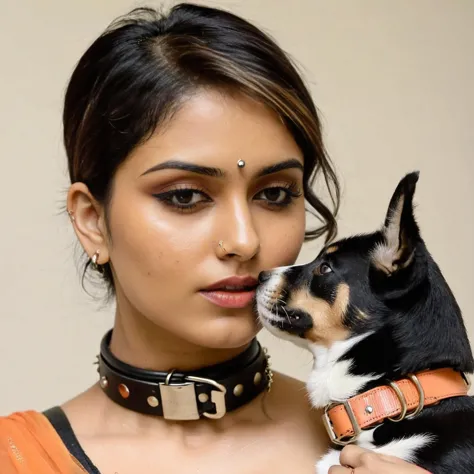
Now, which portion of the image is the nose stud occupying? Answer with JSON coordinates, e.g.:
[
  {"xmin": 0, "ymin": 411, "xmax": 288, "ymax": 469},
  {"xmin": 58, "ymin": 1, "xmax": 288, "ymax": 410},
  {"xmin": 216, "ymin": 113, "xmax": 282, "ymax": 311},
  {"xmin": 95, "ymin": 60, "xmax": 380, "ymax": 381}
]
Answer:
[
  {"xmin": 218, "ymin": 240, "xmax": 226, "ymax": 252},
  {"xmin": 237, "ymin": 159, "xmax": 245, "ymax": 168}
]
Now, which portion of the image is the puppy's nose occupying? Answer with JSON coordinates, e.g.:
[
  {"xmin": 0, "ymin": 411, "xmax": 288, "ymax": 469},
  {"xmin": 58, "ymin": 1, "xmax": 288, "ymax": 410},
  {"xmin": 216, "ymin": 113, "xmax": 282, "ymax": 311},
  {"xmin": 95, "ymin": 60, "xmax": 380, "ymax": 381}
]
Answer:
[{"xmin": 258, "ymin": 271, "xmax": 271, "ymax": 283}]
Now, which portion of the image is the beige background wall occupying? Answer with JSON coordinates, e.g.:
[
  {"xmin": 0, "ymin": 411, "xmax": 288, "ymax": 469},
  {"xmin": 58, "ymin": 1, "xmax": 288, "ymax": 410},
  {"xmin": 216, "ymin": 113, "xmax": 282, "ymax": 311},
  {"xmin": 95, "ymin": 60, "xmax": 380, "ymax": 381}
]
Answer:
[{"xmin": 1, "ymin": 0, "xmax": 473, "ymax": 415}]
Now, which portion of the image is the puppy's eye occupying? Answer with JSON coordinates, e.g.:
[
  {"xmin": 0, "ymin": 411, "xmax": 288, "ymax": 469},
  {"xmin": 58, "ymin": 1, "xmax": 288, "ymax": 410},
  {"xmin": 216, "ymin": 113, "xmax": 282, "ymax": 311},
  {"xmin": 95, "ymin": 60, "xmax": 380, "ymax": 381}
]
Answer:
[{"xmin": 315, "ymin": 263, "xmax": 332, "ymax": 276}]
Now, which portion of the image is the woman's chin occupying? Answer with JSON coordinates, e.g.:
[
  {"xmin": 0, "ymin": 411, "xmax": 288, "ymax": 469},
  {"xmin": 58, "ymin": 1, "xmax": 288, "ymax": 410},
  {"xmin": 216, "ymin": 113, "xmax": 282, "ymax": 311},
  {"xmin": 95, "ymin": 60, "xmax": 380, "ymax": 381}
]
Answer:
[{"xmin": 188, "ymin": 314, "xmax": 261, "ymax": 350}]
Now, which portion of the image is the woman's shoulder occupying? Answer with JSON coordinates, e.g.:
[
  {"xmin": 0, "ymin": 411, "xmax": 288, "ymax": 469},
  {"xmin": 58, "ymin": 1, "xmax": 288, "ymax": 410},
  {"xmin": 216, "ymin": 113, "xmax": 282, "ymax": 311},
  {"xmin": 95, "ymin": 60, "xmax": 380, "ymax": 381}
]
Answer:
[
  {"xmin": 0, "ymin": 409, "xmax": 47, "ymax": 448},
  {"xmin": 269, "ymin": 371, "xmax": 324, "ymax": 420},
  {"xmin": 1, "ymin": 408, "xmax": 46, "ymax": 427},
  {"xmin": 0, "ymin": 410, "xmax": 85, "ymax": 473},
  {"xmin": 265, "ymin": 372, "xmax": 330, "ymax": 449},
  {"xmin": 0, "ymin": 411, "xmax": 45, "ymax": 472},
  {"xmin": 271, "ymin": 371, "xmax": 311, "ymax": 402}
]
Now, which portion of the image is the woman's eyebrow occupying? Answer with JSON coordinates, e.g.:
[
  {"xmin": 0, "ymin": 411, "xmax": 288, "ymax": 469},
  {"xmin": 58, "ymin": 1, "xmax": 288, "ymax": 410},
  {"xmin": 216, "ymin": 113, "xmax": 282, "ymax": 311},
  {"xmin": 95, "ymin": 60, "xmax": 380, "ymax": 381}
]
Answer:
[
  {"xmin": 140, "ymin": 158, "xmax": 304, "ymax": 178},
  {"xmin": 256, "ymin": 158, "xmax": 304, "ymax": 177},
  {"xmin": 140, "ymin": 160, "xmax": 224, "ymax": 178}
]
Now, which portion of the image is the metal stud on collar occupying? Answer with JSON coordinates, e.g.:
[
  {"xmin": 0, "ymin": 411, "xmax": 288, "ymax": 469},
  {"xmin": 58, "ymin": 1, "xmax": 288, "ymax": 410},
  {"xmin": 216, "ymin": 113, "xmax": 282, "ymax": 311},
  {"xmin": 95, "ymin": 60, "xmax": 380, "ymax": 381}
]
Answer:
[{"xmin": 263, "ymin": 347, "xmax": 273, "ymax": 392}]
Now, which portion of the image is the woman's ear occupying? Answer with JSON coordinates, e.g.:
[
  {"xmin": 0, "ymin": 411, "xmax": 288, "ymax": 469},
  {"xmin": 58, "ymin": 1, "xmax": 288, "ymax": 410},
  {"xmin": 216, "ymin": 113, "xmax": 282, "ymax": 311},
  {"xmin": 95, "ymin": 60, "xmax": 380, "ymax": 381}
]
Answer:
[
  {"xmin": 67, "ymin": 182, "xmax": 110, "ymax": 264},
  {"xmin": 370, "ymin": 171, "xmax": 421, "ymax": 276}
]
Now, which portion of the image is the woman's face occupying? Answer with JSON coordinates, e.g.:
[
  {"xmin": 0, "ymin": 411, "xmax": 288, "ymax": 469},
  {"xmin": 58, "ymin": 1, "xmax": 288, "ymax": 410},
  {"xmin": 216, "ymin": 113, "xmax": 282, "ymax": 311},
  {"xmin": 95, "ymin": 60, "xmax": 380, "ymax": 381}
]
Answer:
[{"xmin": 105, "ymin": 90, "xmax": 306, "ymax": 349}]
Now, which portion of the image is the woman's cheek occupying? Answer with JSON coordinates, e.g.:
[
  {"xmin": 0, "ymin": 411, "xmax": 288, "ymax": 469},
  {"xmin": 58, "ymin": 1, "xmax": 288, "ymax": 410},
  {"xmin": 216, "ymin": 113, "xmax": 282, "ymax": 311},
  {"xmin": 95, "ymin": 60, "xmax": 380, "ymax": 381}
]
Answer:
[{"xmin": 262, "ymin": 219, "xmax": 306, "ymax": 268}]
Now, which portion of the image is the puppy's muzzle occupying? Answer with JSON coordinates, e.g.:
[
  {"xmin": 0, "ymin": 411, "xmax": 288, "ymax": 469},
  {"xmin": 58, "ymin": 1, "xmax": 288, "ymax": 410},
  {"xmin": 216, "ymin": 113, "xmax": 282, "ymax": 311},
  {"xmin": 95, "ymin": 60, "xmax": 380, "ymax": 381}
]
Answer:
[{"xmin": 256, "ymin": 269, "xmax": 313, "ymax": 336}]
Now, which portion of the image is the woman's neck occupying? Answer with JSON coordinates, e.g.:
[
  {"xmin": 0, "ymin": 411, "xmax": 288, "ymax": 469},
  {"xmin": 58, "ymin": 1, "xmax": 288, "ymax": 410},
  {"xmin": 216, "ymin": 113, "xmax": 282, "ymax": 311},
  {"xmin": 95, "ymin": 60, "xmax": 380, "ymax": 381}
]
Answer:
[{"xmin": 111, "ymin": 312, "xmax": 253, "ymax": 372}]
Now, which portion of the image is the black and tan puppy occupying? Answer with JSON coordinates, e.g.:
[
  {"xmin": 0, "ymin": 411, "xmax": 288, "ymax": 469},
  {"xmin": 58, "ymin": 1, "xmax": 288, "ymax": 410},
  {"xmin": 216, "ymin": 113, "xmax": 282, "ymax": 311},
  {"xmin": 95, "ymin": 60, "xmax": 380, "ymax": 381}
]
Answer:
[{"xmin": 256, "ymin": 172, "xmax": 474, "ymax": 474}]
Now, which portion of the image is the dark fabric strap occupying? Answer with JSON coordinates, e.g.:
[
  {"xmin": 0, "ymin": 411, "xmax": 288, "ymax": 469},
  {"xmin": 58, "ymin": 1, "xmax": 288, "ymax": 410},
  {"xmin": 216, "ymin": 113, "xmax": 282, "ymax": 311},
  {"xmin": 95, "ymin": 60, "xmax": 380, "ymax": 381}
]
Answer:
[
  {"xmin": 43, "ymin": 406, "xmax": 101, "ymax": 474},
  {"xmin": 98, "ymin": 330, "xmax": 270, "ymax": 419}
]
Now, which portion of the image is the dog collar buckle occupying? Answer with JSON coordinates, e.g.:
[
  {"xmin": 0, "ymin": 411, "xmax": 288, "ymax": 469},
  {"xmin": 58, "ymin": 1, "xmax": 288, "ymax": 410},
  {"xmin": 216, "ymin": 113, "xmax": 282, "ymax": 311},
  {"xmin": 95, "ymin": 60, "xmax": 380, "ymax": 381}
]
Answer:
[
  {"xmin": 322, "ymin": 400, "xmax": 361, "ymax": 446},
  {"xmin": 159, "ymin": 375, "xmax": 227, "ymax": 421}
]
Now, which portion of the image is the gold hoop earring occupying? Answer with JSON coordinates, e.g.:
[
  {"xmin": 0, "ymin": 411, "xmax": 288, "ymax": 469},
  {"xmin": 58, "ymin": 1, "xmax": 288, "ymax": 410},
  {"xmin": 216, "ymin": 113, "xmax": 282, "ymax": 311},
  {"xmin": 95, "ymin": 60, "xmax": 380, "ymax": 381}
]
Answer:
[{"xmin": 91, "ymin": 250, "xmax": 105, "ymax": 274}]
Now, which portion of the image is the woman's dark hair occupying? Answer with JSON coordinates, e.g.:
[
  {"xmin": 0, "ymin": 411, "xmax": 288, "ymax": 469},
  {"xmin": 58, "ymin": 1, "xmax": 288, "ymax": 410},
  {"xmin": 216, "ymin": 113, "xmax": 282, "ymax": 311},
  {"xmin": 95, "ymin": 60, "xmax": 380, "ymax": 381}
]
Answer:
[{"xmin": 63, "ymin": 2, "xmax": 340, "ymax": 298}]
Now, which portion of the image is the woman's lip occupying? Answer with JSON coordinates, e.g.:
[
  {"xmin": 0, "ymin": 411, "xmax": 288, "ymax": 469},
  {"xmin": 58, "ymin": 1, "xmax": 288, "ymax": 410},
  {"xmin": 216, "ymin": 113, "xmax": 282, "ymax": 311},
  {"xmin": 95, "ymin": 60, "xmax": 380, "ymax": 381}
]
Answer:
[
  {"xmin": 203, "ymin": 275, "xmax": 259, "ymax": 291},
  {"xmin": 199, "ymin": 289, "xmax": 257, "ymax": 308}
]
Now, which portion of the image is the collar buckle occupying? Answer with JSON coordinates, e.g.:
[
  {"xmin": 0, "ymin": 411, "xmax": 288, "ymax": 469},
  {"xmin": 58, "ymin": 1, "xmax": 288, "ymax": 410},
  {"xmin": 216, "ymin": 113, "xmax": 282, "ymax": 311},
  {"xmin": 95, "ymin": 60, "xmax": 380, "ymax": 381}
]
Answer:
[
  {"xmin": 159, "ymin": 374, "xmax": 227, "ymax": 421},
  {"xmin": 322, "ymin": 400, "xmax": 361, "ymax": 446},
  {"xmin": 187, "ymin": 375, "xmax": 227, "ymax": 419}
]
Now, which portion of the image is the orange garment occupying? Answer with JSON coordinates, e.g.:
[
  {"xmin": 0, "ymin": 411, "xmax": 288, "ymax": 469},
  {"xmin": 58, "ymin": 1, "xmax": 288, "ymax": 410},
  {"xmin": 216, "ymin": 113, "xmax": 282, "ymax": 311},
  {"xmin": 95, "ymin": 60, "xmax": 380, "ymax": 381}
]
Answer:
[{"xmin": 0, "ymin": 410, "xmax": 86, "ymax": 474}]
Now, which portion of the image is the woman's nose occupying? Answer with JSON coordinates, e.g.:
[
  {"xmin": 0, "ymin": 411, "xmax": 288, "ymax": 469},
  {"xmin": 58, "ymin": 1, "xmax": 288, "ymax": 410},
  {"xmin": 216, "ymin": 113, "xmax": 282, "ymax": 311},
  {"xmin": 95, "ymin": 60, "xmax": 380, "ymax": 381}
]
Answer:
[{"xmin": 217, "ymin": 201, "xmax": 260, "ymax": 261}]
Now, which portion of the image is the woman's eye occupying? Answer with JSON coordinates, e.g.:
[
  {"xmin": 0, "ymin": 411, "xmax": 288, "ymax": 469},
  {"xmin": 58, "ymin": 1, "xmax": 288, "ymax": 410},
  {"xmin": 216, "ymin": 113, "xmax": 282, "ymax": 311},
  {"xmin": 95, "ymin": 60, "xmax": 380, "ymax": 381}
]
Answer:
[
  {"xmin": 171, "ymin": 190, "xmax": 201, "ymax": 205},
  {"xmin": 262, "ymin": 188, "xmax": 287, "ymax": 203},
  {"xmin": 153, "ymin": 188, "xmax": 211, "ymax": 210},
  {"xmin": 315, "ymin": 263, "xmax": 332, "ymax": 275},
  {"xmin": 255, "ymin": 185, "xmax": 302, "ymax": 207}
]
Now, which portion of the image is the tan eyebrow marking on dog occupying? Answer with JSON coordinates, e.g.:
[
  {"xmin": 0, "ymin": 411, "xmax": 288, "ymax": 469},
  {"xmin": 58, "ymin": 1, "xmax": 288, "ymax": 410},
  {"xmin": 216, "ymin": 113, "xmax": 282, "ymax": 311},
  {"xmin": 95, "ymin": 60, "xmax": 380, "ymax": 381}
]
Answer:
[
  {"xmin": 287, "ymin": 283, "xmax": 350, "ymax": 347},
  {"xmin": 325, "ymin": 245, "xmax": 339, "ymax": 254}
]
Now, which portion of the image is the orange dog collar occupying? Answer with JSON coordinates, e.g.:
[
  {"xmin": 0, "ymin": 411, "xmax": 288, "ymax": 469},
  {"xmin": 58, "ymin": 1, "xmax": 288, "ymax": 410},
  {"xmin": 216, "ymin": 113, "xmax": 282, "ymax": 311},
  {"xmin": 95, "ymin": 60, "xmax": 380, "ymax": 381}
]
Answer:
[{"xmin": 322, "ymin": 368, "xmax": 471, "ymax": 446}]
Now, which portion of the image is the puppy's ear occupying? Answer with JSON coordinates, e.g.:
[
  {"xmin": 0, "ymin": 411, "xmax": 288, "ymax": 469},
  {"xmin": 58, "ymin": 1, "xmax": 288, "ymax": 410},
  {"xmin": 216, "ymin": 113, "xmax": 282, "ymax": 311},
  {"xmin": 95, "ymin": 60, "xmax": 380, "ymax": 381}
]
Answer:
[{"xmin": 371, "ymin": 172, "xmax": 421, "ymax": 276}]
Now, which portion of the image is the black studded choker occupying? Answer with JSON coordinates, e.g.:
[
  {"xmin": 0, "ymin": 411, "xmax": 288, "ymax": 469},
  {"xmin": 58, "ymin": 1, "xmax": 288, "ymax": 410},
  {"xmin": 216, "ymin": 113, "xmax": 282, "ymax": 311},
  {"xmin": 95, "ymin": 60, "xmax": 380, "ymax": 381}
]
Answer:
[{"xmin": 96, "ymin": 330, "xmax": 272, "ymax": 420}]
